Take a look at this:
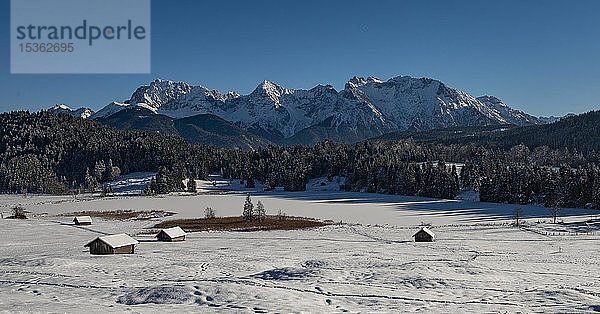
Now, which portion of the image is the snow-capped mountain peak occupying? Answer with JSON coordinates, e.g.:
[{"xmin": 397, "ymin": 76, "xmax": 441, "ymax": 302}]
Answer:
[
  {"xmin": 250, "ymin": 80, "xmax": 294, "ymax": 107},
  {"xmin": 127, "ymin": 79, "xmax": 192, "ymax": 109},
  {"xmin": 48, "ymin": 104, "xmax": 94, "ymax": 119},
  {"xmin": 52, "ymin": 104, "xmax": 72, "ymax": 111},
  {"xmin": 225, "ymin": 91, "xmax": 241, "ymax": 99},
  {"xmin": 345, "ymin": 76, "xmax": 384, "ymax": 89}
]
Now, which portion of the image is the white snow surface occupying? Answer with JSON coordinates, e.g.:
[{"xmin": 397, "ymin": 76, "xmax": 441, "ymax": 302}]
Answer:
[{"xmin": 1, "ymin": 189, "xmax": 599, "ymax": 312}]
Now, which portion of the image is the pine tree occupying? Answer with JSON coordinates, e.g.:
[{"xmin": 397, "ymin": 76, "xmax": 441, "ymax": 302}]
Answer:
[
  {"xmin": 101, "ymin": 184, "xmax": 109, "ymax": 197},
  {"xmin": 94, "ymin": 160, "xmax": 106, "ymax": 182},
  {"xmin": 256, "ymin": 200, "xmax": 266, "ymax": 221},
  {"xmin": 104, "ymin": 159, "xmax": 114, "ymax": 182},
  {"xmin": 84, "ymin": 167, "xmax": 97, "ymax": 192},
  {"xmin": 450, "ymin": 165, "xmax": 460, "ymax": 197},
  {"xmin": 242, "ymin": 194, "xmax": 254, "ymax": 222},
  {"xmin": 151, "ymin": 167, "xmax": 169, "ymax": 194},
  {"xmin": 187, "ymin": 176, "xmax": 197, "ymax": 193}
]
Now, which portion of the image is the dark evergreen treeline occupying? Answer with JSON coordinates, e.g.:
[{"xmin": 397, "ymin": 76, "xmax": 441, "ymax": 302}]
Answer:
[
  {"xmin": 217, "ymin": 141, "xmax": 599, "ymax": 208},
  {"xmin": 474, "ymin": 163, "xmax": 600, "ymax": 209},
  {"xmin": 473, "ymin": 111, "xmax": 600, "ymax": 153},
  {"xmin": 380, "ymin": 111, "xmax": 600, "ymax": 156},
  {"xmin": 1, "ymin": 111, "xmax": 599, "ymax": 210}
]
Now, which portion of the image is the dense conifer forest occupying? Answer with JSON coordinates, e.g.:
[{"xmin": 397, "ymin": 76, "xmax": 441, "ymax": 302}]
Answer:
[
  {"xmin": 2, "ymin": 111, "xmax": 600, "ymax": 210},
  {"xmin": 378, "ymin": 111, "xmax": 600, "ymax": 154}
]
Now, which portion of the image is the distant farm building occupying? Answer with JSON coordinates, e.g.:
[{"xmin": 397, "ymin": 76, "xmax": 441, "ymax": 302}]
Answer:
[
  {"xmin": 73, "ymin": 216, "xmax": 93, "ymax": 225},
  {"xmin": 413, "ymin": 227, "xmax": 435, "ymax": 242},
  {"xmin": 84, "ymin": 234, "xmax": 138, "ymax": 255},
  {"xmin": 156, "ymin": 226, "xmax": 187, "ymax": 242}
]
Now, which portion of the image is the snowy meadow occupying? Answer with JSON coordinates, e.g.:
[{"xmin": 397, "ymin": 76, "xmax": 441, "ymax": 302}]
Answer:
[{"xmin": 0, "ymin": 185, "xmax": 599, "ymax": 313}]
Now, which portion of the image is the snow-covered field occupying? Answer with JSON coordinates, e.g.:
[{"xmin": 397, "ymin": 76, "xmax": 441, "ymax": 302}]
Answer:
[{"xmin": 1, "ymin": 188, "xmax": 600, "ymax": 312}]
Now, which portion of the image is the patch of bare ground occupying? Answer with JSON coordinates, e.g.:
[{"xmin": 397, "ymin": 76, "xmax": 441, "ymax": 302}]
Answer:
[
  {"xmin": 154, "ymin": 215, "xmax": 328, "ymax": 232},
  {"xmin": 60, "ymin": 210, "xmax": 175, "ymax": 220}
]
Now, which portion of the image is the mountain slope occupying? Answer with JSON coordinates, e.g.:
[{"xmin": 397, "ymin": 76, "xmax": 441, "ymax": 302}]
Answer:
[
  {"xmin": 174, "ymin": 114, "xmax": 272, "ymax": 149},
  {"xmin": 97, "ymin": 107, "xmax": 271, "ymax": 149},
  {"xmin": 96, "ymin": 106, "xmax": 179, "ymax": 136},
  {"xmin": 476, "ymin": 96, "xmax": 540, "ymax": 126}
]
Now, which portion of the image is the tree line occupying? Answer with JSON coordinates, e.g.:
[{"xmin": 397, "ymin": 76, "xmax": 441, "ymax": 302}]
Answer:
[{"xmin": 1, "ymin": 111, "xmax": 599, "ymax": 210}]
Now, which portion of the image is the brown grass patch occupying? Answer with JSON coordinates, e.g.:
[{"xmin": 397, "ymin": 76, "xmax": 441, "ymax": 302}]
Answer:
[
  {"xmin": 61, "ymin": 210, "xmax": 175, "ymax": 221},
  {"xmin": 154, "ymin": 215, "xmax": 327, "ymax": 232}
]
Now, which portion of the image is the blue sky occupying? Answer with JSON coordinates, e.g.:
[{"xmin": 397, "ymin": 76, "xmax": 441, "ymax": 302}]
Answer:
[{"xmin": 1, "ymin": 0, "xmax": 599, "ymax": 116}]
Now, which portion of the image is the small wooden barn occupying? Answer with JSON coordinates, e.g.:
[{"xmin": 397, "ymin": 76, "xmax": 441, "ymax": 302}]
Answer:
[
  {"xmin": 413, "ymin": 227, "xmax": 435, "ymax": 242},
  {"xmin": 84, "ymin": 234, "xmax": 138, "ymax": 255},
  {"xmin": 73, "ymin": 216, "xmax": 93, "ymax": 225},
  {"xmin": 156, "ymin": 226, "xmax": 186, "ymax": 242}
]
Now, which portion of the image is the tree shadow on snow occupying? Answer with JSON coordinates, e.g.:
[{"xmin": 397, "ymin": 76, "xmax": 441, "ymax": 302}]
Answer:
[{"xmin": 251, "ymin": 191, "xmax": 597, "ymax": 222}]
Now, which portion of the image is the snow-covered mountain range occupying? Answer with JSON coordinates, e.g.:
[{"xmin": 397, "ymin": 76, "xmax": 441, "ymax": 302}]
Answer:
[{"xmin": 50, "ymin": 75, "xmax": 547, "ymax": 145}]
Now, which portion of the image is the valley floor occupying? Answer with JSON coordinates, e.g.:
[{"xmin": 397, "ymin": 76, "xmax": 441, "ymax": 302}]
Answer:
[{"xmin": 0, "ymin": 191, "xmax": 599, "ymax": 313}]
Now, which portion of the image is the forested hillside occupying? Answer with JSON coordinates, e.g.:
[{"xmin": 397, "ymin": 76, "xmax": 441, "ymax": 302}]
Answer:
[
  {"xmin": 377, "ymin": 111, "xmax": 600, "ymax": 153},
  {"xmin": 0, "ymin": 111, "xmax": 215, "ymax": 194},
  {"xmin": 2, "ymin": 111, "xmax": 600, "ymax": 210}
]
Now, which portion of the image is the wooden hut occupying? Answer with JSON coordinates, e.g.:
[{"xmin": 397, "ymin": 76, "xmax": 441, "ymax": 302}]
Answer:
[
  {"xmin": 156, "ymin": 226, "xmax": 186, "ymax": 242},
  {"xmin": 84, "ymin": 234, "xmax": 138, "ymax": 255},
  {"xmin": 73, "ymin": 216, "xmax": 93, "ymax": 225},
  {"xmin": 413, "ymin": 227, "xmax": 435, "ymax": 242}
]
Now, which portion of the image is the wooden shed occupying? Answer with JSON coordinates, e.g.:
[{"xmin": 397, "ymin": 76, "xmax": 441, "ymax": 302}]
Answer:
[
  {"xmin": 413, "ymin": 227, "xmax": 435, "ymax": 242},
  {"xmin": 73, "ymin": 216, "xmax": 93, "ymax": 225},
  {"xmin": 84, "ymin": 234, "xmax": 138, "ymax": 255},
  {"xmin": 156, "ymin": 226, "xmax": 186, "ymax": 242}
]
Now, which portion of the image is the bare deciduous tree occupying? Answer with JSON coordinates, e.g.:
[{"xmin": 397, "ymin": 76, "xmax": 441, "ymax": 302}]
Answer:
[
  {"xmin": 277, "ymin": 209, "xmax": 287, "ymax": 221},
  {"xmin": 204, "ymin": 207, "xmax": 215, "ymax": 219},
  {"xmin": 550, "ymin": 206, "xmax": 561, "ymax": 224},
  {"xmin": 514, "ymin": 207, "xmax": 523, "ymax": 226}
]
